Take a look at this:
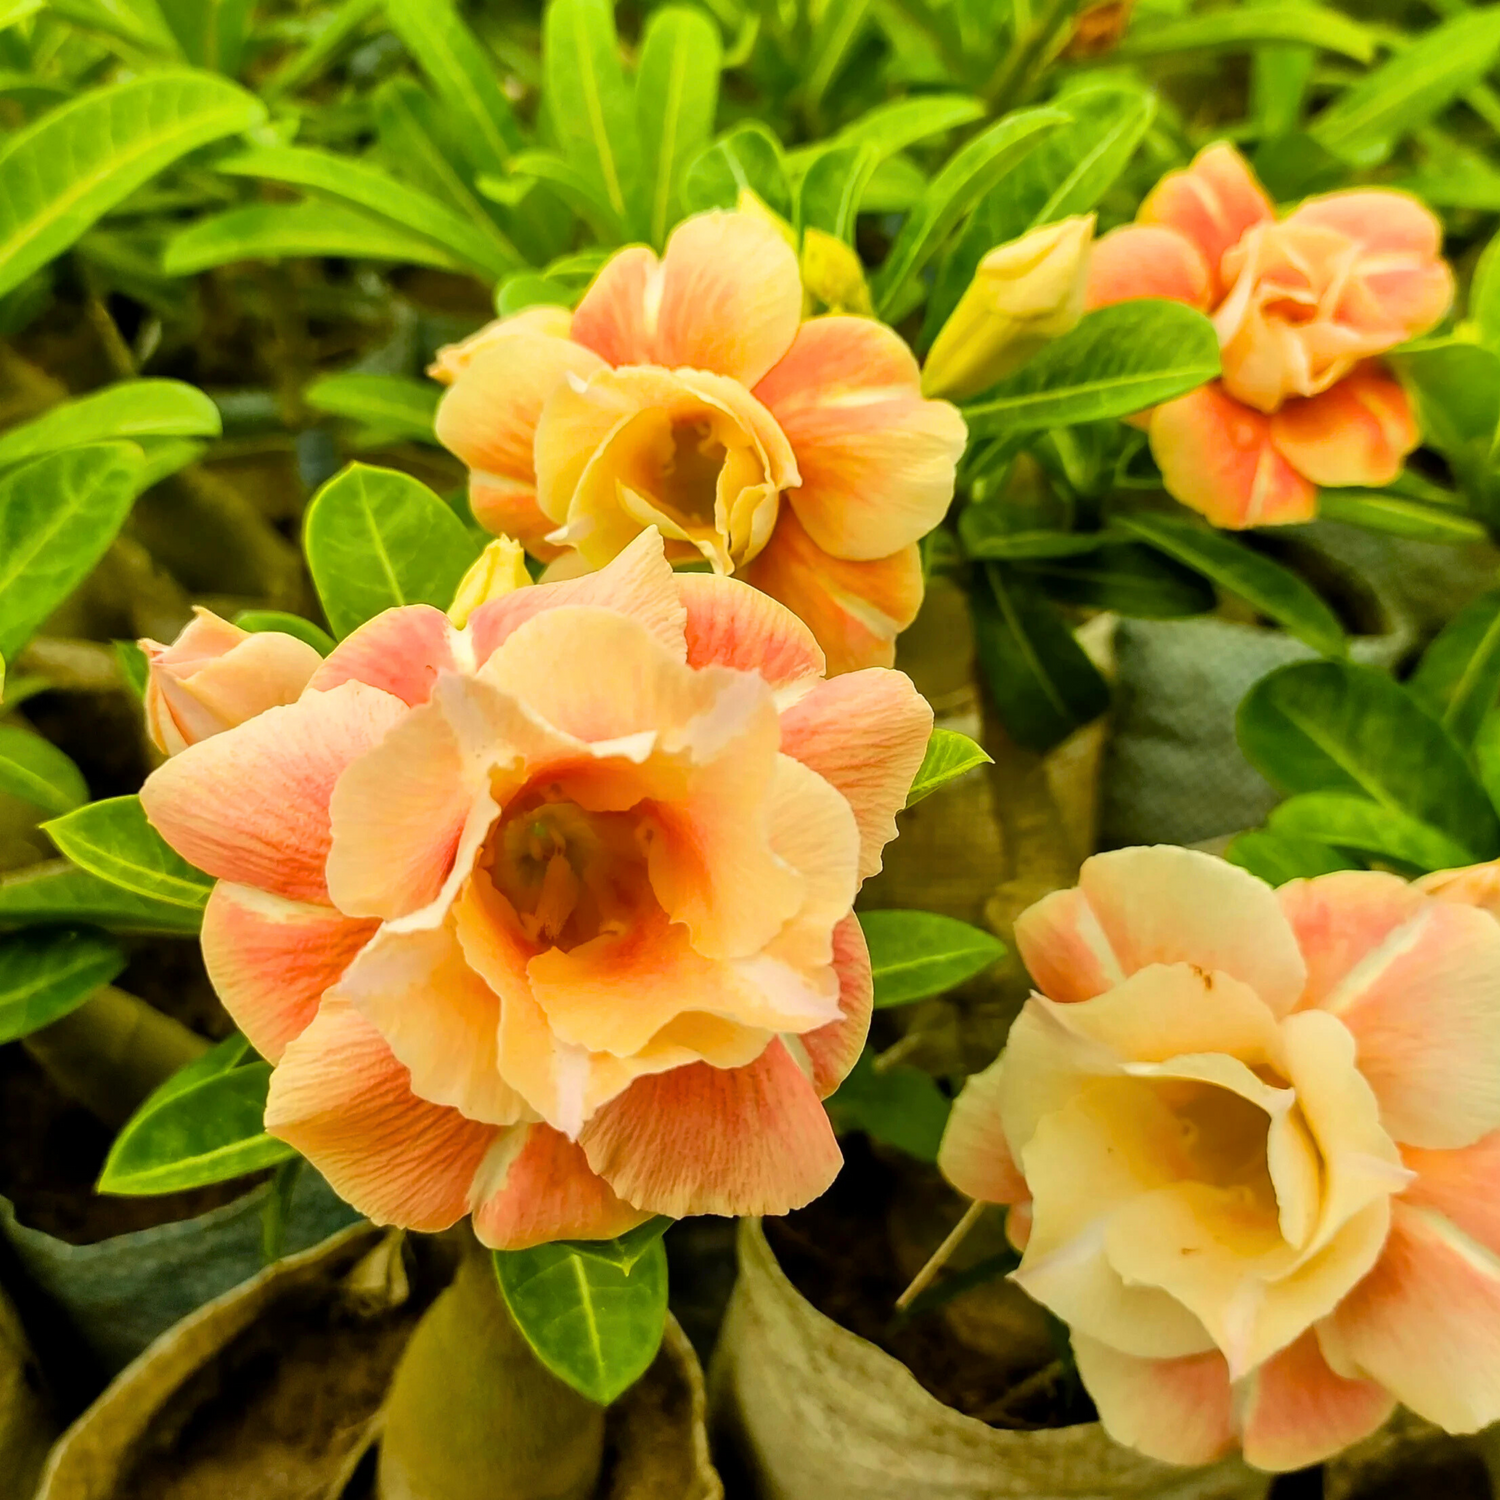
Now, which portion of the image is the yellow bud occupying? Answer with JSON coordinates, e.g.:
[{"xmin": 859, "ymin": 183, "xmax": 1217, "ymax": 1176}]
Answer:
[
  {"xmin": 800, "ymin": 228, "xmax": 874, "ymax": 316},
  {"xmin": 735, "ymin": 188, "xmax": 798, "ymax": 252},
  {"xmin": 447, "ymin": 537, "xmax": 531, "ymax": 627},
  {"xmin": 921, "ymin": 214, "xmax": 1095, "ymax": 401}
]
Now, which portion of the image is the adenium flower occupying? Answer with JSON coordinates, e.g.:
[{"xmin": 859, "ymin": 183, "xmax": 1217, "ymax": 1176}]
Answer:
[
  {"xmin": 431, "ymin": 208, "xmax": 967, "ymax": 675},
  {"xmin": 140, "ymin": 531, "xmax": 931, "ymax": 1247},
  {"xmin": 938, "ymin": 846, "xmax": 1500, "ymax": 1471},
  {"xmin": 1088, "ymin": 144, "xmax": 1453, "ymax": 529},
  {"xmin": 142, "ymin": 608, "xmax": 322, "ymax": 756}
]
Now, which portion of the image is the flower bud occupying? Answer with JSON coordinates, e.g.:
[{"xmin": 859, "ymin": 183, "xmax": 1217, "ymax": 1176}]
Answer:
[
  {"xmin": 801, "ymin": 227, "xmax": 873, "ymax": 316},
  {"xmin": 447, "ymin": 536, "xmax": 532, "ymax": 627},
  {"xmin": 921, "ymin": 214, "xmax": 1095, "ymax": 401},
  {"xmin": 142, "ymin": 609, "xmax": 322, "ymax": 757}
]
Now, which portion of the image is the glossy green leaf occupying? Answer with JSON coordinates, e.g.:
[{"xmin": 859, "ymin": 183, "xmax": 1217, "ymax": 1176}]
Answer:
[
  {"xmin": 0, "ymin": 859, "xmax": 202, "ymax": 934},
  {"xmin": 45, "ymin": 0, "xmax": 179, "ymax": 52},
  {"xmin": 1315, "ymin": 490, "xmax": 1488, "ymax": 544},
  {"xmin": 164, "ymin": 202, "xmax": 476, "ymax": 275},
  {"xmin": 303, "ymin": 373, "xmax": 440, "ymax": 445},
  {"xmin": 1409, "ymin": 589, "xmax": 1500, "ymax": 747},
  {"xmin": 1121, "ymin": 5, "xmax": 1373, "ymax": 61},
  {"xmin": 1237, "ymin": 660, "xmax": 1500, "ymax": 860},
  {"xmin": 827, "ymin": 1048, "xmax": 950, "ymax": 1162},
  {"xmin": 859, "ymin": 909, "xmax": 1005, "ymax": 1008},
  {"xmin": 493, "ymin": 272, "xmax": 575, "ymax": 317},
  {"xmin": 682, "ymin": 123, "xmax": 792, "ymax": 218},
  {"xmin": 803, "ymin": 0, "xmax": 872, "ymax": 111},
  {"xmin": 0, "ymin": 927, "xmax": 125, "ymax": 1044},
  {"xmin": 1116, "ymin": 512, "xmax": 1346, "ymax": 657},
  {"xmin": 504, "ymin": 151, "xmax": 625, "ymax": 243},
  {"xmin": 962, "ymin": 302, "xmax": 1221, "ymax": 435},
  {"xmin": 1268, "ymin": 792, "xmax": 1472, "ymax": 873},
  {"xmin": 44, "ymin": 795, "xmax": 213, "ymax": 912},
  {"xmin": 0, "ymin": 443, "xmax": 144, "ymax": 663},
  {"xmin": 835, "ymin": 93, "xmax": 984, "ymax": 160},
  {"xmin": 304, "ymin": 463, "xmax": 481, "ymax": 638},
  {"xmin": 232, "ymin": 610, "xmax": 335, "ymax": 656},
  {"xmin": 1475, "ymin": 706, "xmax": 1500, "ymax": 819},
  {"xmin": 1388, "ymin": 341, "xmax": 1500, "ymax": 517},
  {"xmin": 0, "ymin": 71, "xmax": 264, "ymax": 300},
  {"xmin": 0, "ymin": 381, "xmax": 219, "ymax": 469},
  {"xmin": 635, "ymin": 6, "xmax": 721, "ymax": 248},
  {"xmin": 797, "ymin": 142, "xmax": 879, "ymax": 242},
  {"xmin": 1015, "ymin": 542, "xmax": 1215, "ymax": 620},
  {"xmin": 215, "ymin": 147, "xmax": 516, "ymax": 279},
  {"xmin": 1310, "ymin": 9, "xmax": 1500, "ymax": 165},
  {"xmin": 158, "ymin": 0, "xmax": 254, "ymax": 72},
  {"xmin": 494, "ymin": 1233, "xmax": 668, "ymax": 1405},
  {"xmin": 1225, "ymin": 830, "xmax": 1358, "ymax": 886},
  {"xmin": 972, "ymin": 564, "xmax": 1110, "ymax": 754},
  {"xmin": 1472, "ymin": 230, "xmax": 1500, "ymax": 354},
  {"xmin": 99, "ymin": 1035, "xmax": 295, "ymax": 1194},
  {"xmin": 905, "ymin": 727, "xmax": 992, "ymax": 807},
  {"xmin": 0, "ymin": 723, "xmax": 87, "ymax": 814},
  {"xmin": 563, "ymin": 1216, "xmax": 671, "ymax": 1272}
]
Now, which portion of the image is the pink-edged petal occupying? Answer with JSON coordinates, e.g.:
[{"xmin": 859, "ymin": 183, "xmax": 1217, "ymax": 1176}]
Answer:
[
  {"xmin": 937, "ymin": 1052, "xmax": 1031, "ymax": 1205},
  {"xmin": 744, "ymin": 510, "xmax": 924, "ymax": 675},
  {"xmin": 201, "ymin": 882, "xmax": 376, "ymax": 1062},
  {"xmin": 428, "ymin": 305, "xmax": 574, "ymax": 385},
  {"xmin": 1270, "ymin": 367, "xmax": 1418, "ymax": 489},
  {"xmin": 467, "ymin": 526, "xmax": 687, "ymax": 667},
  {"xmin": 140, "ymin": 680, "xmax": 407, "ymax": 905},
  {"xmin": 306, "ymin": 604, "xmax": 458, "ymax": 707},
  {"xmin": 469, "ymin": 1124, "xmax": 650, "ymax": 1251},
  {"xmin": 1331, "ymin": 1202, "xmax": 1500, "ymax": 1432},
  {"xmin": 1070, "ymin": 1336, "xmax": 1238, "ymax": 1466},
  {"xmin": 753, "ymin": 316, "xmax": 966, "ymax": 561},
  {"xmin": 1402, "ymin": 1130, "xmax": 1500, "ymax": 1258},
  {"xmin": 570, "ymin": 211, "xmax": 802, "ymax": 386},
  {"xmin": 264, "ymin": 997, "xmax": 498, "ymax": 1233},
  {"xmin": 777, "ymin": 668, "xmax": 933, "ymax": 882},
  {"xmin": 799, "ymin": 912, "xmax": 873, "ymax": 1099},
  {"xmin": 469, "ymin": 473, "xmax": 564, "ymax": 559},
  {"xmin": 677, "ymin": 572, "xmax": 825, "ymax": 687},
  {"xmin": 1139, "ymin": 142, "xmax": 1274, "ymax": 300},
  {"xmin": 1281, "ymin": 873, "xmax": 1500, "ymax": 1149},
  {"xmin": 580, "ymin": 1039, "xmax": 842, "ymax": 1217},
  {"xmin": 1017, "ymin": 846, "xmax": 1307, "ymax": 1014},
  {"xmin": 1149, "ymin": 384, "xmax": 1319, "ymax": 529},
  {"xmin": 1084, "ymin": 225, "xmax": 1212, "ymax": 311},
  {"xmin": 1239, "ymin": 1329, "xmax": 1394, "ymax": 1473}
]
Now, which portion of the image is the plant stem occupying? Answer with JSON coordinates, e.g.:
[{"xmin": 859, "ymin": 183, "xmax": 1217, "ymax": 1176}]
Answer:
[
  {"xmin": 895, "ymin": 1199, "xmax": 987, "ymax": 1311},
  {"xmin": 983, "ymin": 0, "xmax": 1077, "ymax": 112}
]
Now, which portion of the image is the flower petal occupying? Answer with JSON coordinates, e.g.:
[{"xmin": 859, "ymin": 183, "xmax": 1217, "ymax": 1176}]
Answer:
[
  {"xmin": 306, "ymin": 604, "xmax": 458, "ymax": 707},
  {"xmin": 798, "ymin": 911, "xmax": 874, "ymax": 1099},
  {"xmin": 777, "ymin": 668, "xmax": 933, "ymax": 881},
  {"xmin": 428, "ymin": 305, "xmax": 574, "ymax": 385},
  {"xmin": 1270, "ymin": 367, "xmax": 1418, "ymax": 489},
  {"xmin": 570, "ymin": 211, "xmax": 802, "ymax": 386},
  {"xmin": 1403, "ymin": 1130, "xmax": 1500, "ymax": 1257},
  {"xmin": 1084, "ymin": 225, "xmax": 1212, "ymax": 311},
  {"xmin": 140, "ymin": 680, "xmax": 407, "ymax": 905},
  {"xmin": 264, "ymin": 997, "xmax": 498, "ymax": 1233},
  {"xmin": 753, "ymin": 316, "xmax": 966, "ymax": 560},
  {"xmin": 580, "ymin": 1039, "xmax": 842, "ymax": 1217},
  {"xmin": 1148, "ymin": 385, "xmax": 1319, "ymax": 529},
  {"xmin": 676, "ymin": 572, "xmax": 825, "ymax": 687},
  {"xmin": 937, "ymin": 1052, "xmax": 1031, "ymax": 1205},
  {"xmin": 201, "ymin": 882, "xmax": 376, "ymax": 1062}
]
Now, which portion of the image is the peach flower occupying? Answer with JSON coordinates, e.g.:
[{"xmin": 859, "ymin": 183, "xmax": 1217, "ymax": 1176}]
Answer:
[
  {"xmin": 141, "ymin": 608, "xmax": 323, "ymax": 757},
  {"xmin": 939, "ymin": 846, "xmax": 1500, "ymax": 1471},
  {"xmin": 1087, "ymin": 143, "xmax": 1453, "ymax": 528},
  {"xmin": 139, "ymin": 531, "xmax": 931, "ymax": 1248},
  {"xmin": 431, "ymin": 209, "xmax": 967, "ymax": 675}
]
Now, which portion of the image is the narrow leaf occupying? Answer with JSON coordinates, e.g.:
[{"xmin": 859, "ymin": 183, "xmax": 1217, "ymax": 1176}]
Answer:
[
  {"xmin": 1121, "ymin": 5, "xmax": 1374, "ymax": 62},
  {"xmin": 1015, "ymin": 543, "xmax": 1215, "ymax": 619},
  {"xmin": 1302, "ymin": 489, "xmax": 1488, "ymax": 544},
  {"xmin": 0, "ymin": 381, "xmax": 219, "ymax": 469},
  {"xmin": 1268, "ymin": 791, "xmax": 1473, "ymax": 873},
  {"xmin": 1410, "ymin": 588, "xmax": 1500, "ymax": 747},
  {"xmin": 1226, "ymin": 830, "xmax": 1359, "ymax": 885},
  {"xmin": 303, "ymin": 372, "xmax": 440, "ymax": 445},
  {"xmin": 906, "ymin": 727, "xmax": 992, "ymax": 806},
  {"xmin": 0, "ymin": 723, "xmax": 88, "ymax": 814},
  {"xmin": 43, "ymin": 795, "xmax": 213, "ymax": 912},
  {"xmin": 0, "ymin": 927, "xmax": 125, "ymax": 1044},
  {"xmin": 682, "ymin": 123, "xmax": 791, "ymax": 218},
  {"xmin": 0, "ymin": 859, "xmax": 203, "ymax": 934},
  {"xmin": 635, "ymin": 6, "xmax": 720, "ymax": 248},
  {"xmin": 859, "ymin": 909, "xmax": 1006, "ymax": 1007}
]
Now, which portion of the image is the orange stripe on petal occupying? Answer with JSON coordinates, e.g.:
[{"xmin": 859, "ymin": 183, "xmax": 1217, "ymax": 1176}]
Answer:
[
  {"xmin": 307, "ymin": 604, "xmax": 457, "ymax": 707},
  {"xmin": 1270, "ymin": 367, "xmax": 1417, "ymax": 489},
  {"xmin": 1085, "ymin": 225, "xmax": 1211, "ymax": 311},
  {"xmin": 469, "ymin": 473, "xmax": 561, "ymax": 559},
  {"xmin": 677, "ymin": 572, "xmax": 825, "ymax": 687},
  {"xmin": 1402, "ymin": 1131, "xmax": 1500, "ymax": 1259}
]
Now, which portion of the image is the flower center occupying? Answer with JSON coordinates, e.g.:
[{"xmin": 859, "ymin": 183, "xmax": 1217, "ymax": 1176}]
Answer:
[
  {"xmin": 1154, "ymin": 1077, "xmax": 1278, "ymax": 1210},
  {"xmin": 652, "ymin": 418, "xmax": 728, "ymax": 531}
]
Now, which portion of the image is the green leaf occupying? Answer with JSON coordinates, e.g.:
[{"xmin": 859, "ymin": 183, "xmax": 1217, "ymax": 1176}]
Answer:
[
  {"xmin": 1268, "ymin": 792, "xmax": 1473, "ymax": 873},
  {"xmin": 0, "ymin": 0, "xmax": 41, "ymax": 29},
  {"xmin": 797, "ymin": 142, "xmax": 879, "ymax": 243},
  {"xmin": 1310, "ymin": 9, "xmax": 1500, "ymax": 165},
  {"xmin": 1116, "ymin": 512, "xmax": 1346, "ymax": 657},
  {"xmin": 1472, "ymin": 230, "xmax": 1500, "ymax": 354},
  {"xmin": 834, "ymin": 93, "xmax": 984, "ymax": 161},
  {"xmin": 503, "ymin": 151, "xmax": 626, "ymax": 243},
  {"xmin": 0, "ymin": 927, "xmax": 125, "ymax": 1044},
  {"xmin": 44, "ymin": 795, "xmax": 213, "ymax": 912},
  {"xmin": 972, "ymin": 564, "xmax": 1110, "ymax": 754},
  {"xmin": 0, "ymin": 860, "xmax": 202, "ymax": 934},
  {"xmin": 164, "ymin": 202, "xmax": 478, "ymax": 276},
  {"xmin": 1121, "ymin": 5, "xmax": 1373, "ymax": 61},
  {"xmin": 1238, "ymin": 660, "xmax": 1500, "ymax": 860},
  {"xmin": 303, "ymin": 463, "xmax": 481, "ymax": 639},
  {"xmin": 1410, "ymin": 589, "xmax": 1500, "ymax": 747},
  {"xmin": 303, "ymin": 373, "xmax": 440, "ymax": 446},
  {"xmin": 494, "ymin": 1233, "xmax": 668, "ymax": 1406},
  {"xmin": 493, "ymin": 271, "xmax": 575, "ymax": 318},
  {"xmin": 233, "ymin": 610, "xmax": 335, "ymax": 656},
  {"xmin": 544, "ymin": 0, "xmax": 640, "ymax": 231},
  {"xmin": 1014, "ymin": 542, "xmax": 1215, "ymax": 620},
  {"xmin": 1315, "ymin": 490, "xmax": 1488, "ymax": 544},
  {"xmin": 803, "ymin": 0, "xmax": 872, "ymax": 112},
  {"xmin": 0, "ymin": 443, "xmax": 144, "ymax": 663},
  {"xmin": 962, "ymin": 302, "xmax": 1221, "ymax": 435},
  {"xmin": 215, "ymin": 147, "xmax": 517, "ymax": 280},
  {"xmin": 0, "ymin": 71, "xmax": 265, "ymax": 301},
  {"xmin": 905, "ymin": 727, "xmax": 992, "ymax": 806},
  {"xmin": 827, "ymin": 1048, "xmax": 950, "ymax": 1162},
  {"xmin": 1475, "ymin": 707, "xmax": 1500, "ymax": 819},
  {"xmin": 0, "ymin": 381, "xmax": 219, "ymax": 469},
  {"xmin": 99, "ymin": 1036, "xmax": 295, "ymax": 1195},
  {"xmin": 1225, "ymin": 829, "xmax": 1358, "ymax": 885},
  {"xmin": 682, "ymin": 123, "xmax": 792, "ymax": 219},
  {"xmin": 859, "ymin": 909, "xmax": 1005, "ymax": 1008},
  {"xmin": 635, "ymin": 6, "xmax": 721, "ymax": 248},
  {"xmin": 562, "ymin": 1216, "xmax": 671, "ymax": 1272},
  {"xmin": 45, "ymin": 0, "xmax": 179, "ymax": 52},
  {"xmin": 872, "ymin": 106, "xmax": 1065, "ymax": 319},
  {"xmin": 385, "ymin": 0, "xmax": 522, "ymax": 175},
  {"xmin": 157, "ymin": 0, "xmax": 254, "ymax": 72},
  {"xmin": 0, "ymin": 723, "xmax": 87, "ymax": 814},
  {"xmin": 114, "ymin": 639, "xmax": 148, "ymax": 698},
  {"xmin": 1389, "ymin": 341, "xmax": 1500, "ymax": 517}
]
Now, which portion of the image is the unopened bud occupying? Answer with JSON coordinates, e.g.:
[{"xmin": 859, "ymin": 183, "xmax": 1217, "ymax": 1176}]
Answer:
[
  {"xmin": 801, "ymin": 228, "xmax": 874, "ymax": 316},
  {"xmin": 448, "ymin": 537, "xmax": 532, "ymax": 627}
]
